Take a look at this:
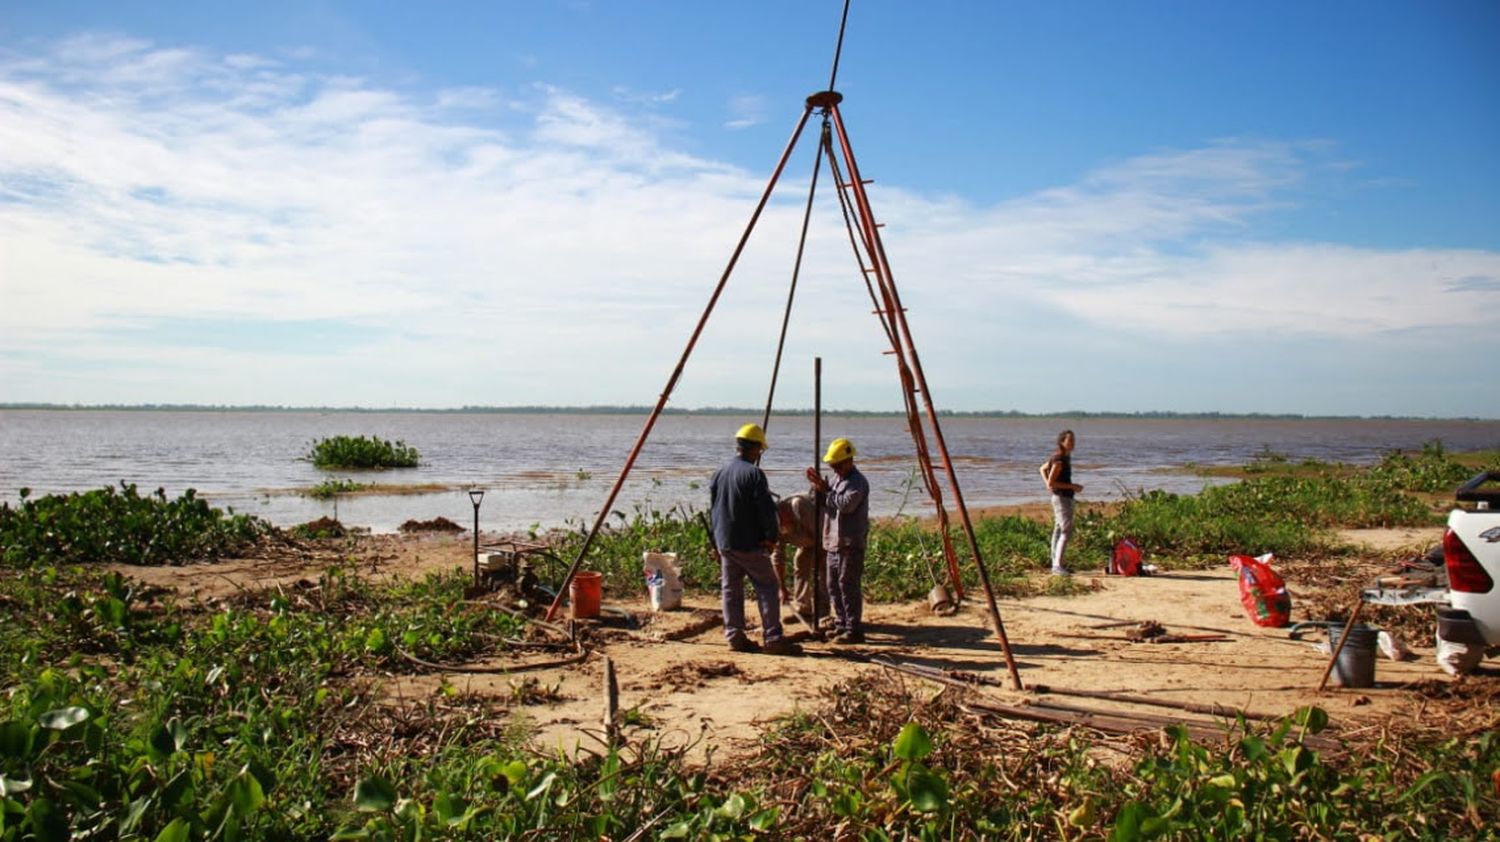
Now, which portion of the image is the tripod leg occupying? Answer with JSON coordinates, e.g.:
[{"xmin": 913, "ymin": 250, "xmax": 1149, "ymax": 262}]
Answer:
[{"xmin": 544, "ymin": 105, "xmax": 816, "ymax": 622}]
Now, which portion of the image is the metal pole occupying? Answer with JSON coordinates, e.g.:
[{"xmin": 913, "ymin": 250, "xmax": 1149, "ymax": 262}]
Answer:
[
  {"xmin": 813, "ymin": 356, "xmax": 825, "ymax": 634},
  {"xmin": 545, "ymin": 105, "xmax": 817, "ymax": 622},
  {"xmin": 469, "ymin": 489, "xmax": 484, "ymax": 589}
]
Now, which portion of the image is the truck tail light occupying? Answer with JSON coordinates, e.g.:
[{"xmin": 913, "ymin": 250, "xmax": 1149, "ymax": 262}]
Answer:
[{"xmin": 1444, "ymin": 528, "xmax": 1495, "ymax": 594}]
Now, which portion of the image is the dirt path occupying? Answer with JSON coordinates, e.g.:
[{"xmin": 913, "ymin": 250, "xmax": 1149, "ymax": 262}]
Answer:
[
  {"xmin": 386, "ymin": 553, "xmax": 1450, "ymax": 762},
  {"xmin": 122, "ymin": 526, "xmax": 1475, "ymax": 763}
]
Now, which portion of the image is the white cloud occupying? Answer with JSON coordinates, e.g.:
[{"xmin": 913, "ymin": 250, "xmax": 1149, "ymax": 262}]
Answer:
[
  {"xmin": 0, "ymin": 35, "xmax": 1495, "ymax": 413},
  {"xmin": 877, "ymin": 141, "xmax": 1497, "ymax": 338},
  {"xmin": 723, "ymin": 94, "xmax": 765, "ymax": 130},
  {"xmin": 612, "ymin": 85, "xmax": 681, "ymax": 105}
]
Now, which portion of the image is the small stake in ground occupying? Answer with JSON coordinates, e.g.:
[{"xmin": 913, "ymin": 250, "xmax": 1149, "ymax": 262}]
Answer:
[{"xmin": 603, "ymin": 656, "xmax": 619, "ymax": 746}]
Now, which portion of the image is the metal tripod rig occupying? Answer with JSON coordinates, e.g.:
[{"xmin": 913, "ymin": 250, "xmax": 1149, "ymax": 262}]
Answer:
[{"xmin": 543, "ymin": 87, "xmax": 1023, "ymax": 690}]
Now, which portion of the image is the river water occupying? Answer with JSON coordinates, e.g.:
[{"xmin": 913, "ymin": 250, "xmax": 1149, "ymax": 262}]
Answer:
[{"xmin": 2, "ymin": 410, "xmax": 1496, "ymax": 533}]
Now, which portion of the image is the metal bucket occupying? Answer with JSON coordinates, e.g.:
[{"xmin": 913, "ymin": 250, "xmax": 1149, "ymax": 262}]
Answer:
[
  {"xmin": 1291, "ymin": 620, "xmax": 1380, "ymax": 687},
  {"xmin": 927, "ymin": 583, "xmax": 955, "ymax": 614},
  {"xmin": 1327, "ymin": 622, "xmax": 1379, "ymax": 688}
]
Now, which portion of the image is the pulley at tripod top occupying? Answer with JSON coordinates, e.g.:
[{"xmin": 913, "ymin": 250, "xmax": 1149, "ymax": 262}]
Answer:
[{"xmin": 805, "ymin": 90, "xmax": 843, "ymax": 110}]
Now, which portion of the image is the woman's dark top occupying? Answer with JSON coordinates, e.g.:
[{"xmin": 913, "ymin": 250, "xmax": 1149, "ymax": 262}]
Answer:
[{"xmin": 1051, "ymin": 453, "xmax": 1074, "ymax": 499}]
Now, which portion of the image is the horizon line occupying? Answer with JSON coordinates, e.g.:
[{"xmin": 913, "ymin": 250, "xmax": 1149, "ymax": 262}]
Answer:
[{"xmin": 1, "ymin": 402, "xmax": 1495, "ymax": 422}]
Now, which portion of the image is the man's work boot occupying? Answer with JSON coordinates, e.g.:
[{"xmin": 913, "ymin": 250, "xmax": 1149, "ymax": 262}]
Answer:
[
  {"xmin": 831, "ymin": 630, "xmax": 865, "ymax": 645},
  {"xmin": 727, "ymin": 636, "xmax": 762, "ymax": 654},
  {"xmin": 762, "ymin": 638, "xmax": 803, "ymax": 656}
]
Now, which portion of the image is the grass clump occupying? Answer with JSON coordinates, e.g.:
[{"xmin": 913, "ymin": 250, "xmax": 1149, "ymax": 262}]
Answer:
[
  {"xmin": 304, "ymin": 478, "xmax": 369, "ymax": 499},
  {"xmin": 304, "ymin": 435, "xmax": 420, "ymax": 470},
  {"xmin": 0, "ymin": 483, "xmax": 266, "ymax": 568}
]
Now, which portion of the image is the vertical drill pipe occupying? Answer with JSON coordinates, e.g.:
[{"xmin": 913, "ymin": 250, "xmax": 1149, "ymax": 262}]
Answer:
[
  {"xmin": 813, "ymin": 357, "xmax": 825, "ymax": 631},
  {"xmin": 828, "ymin": 102, "xmax": 1023, "ymax": 689},
  {"xmin": 762, "ymin": 122, "xmax": 828, "ymax": 430},
  {"xmin": 545, "ymin": 106, "xmax": 816, "ymax": 621}
]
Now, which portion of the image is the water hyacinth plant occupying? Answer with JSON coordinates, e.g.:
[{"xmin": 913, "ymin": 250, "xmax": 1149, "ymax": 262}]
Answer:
[
  {"xmin": 304, "ymin": 435, "xmax": 420, "ymax": 470},
  {"xmin": 0, "ymin": 483, "xmax": 266, "ymax": 568}
]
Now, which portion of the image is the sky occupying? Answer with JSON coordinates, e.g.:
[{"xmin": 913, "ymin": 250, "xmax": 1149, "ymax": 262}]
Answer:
[{"xmin": 1, "ymin": 1, "xmax": 1498, "ymax": 417}]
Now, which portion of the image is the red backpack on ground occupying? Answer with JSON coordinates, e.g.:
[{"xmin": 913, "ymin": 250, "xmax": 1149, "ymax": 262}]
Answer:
[
  {"xmin": 1228, "ymin": 554, "xmax": 1292, "ymax": 627},
  {"xmin": 1108, "ymin": 538, "xmax": 1143, "ymax": 576}
]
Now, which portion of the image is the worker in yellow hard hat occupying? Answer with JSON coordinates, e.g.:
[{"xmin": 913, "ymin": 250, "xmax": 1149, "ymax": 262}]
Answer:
[
  {"xmin": 734, "ymin": 423, "xmax": 768, "ymax": 450},
  {"xmin": 806, "ymin": 437, "xmax": 870, "ymax": 644},
  {"xmin": 708, "ymin": 423, "xmax": 801, "ymax": 656}
]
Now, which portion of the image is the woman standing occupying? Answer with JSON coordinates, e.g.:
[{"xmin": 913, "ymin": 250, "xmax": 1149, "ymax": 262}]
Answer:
[{"xmin": 1042, "ymin": 430, "xmax": 1083, "ymax": 576}]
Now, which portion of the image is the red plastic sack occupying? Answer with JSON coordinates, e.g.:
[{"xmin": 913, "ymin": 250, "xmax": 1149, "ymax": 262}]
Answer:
[
  {"xmin": 1228, "ymin": 554, "xmax": 1291, "ymax": 627},
  {"xmin": 1109, "ymin": 538, "xmax": 1143, "ymax": 576}
]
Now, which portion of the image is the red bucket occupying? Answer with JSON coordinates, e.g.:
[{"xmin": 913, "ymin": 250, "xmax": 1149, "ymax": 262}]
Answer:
[{"xmin": 570, "ymin": 571, "xmax": 602, "ymax": 619}]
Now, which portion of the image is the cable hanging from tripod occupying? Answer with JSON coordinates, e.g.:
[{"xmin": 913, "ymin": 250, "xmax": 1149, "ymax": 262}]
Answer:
[
  {"xmin": 761, "ymin": 0, "xmax": 854, "ymax": 429},
  {"xmin": 827, "ymin": 0, "xmax": 853, "ymax": 93},
  {"xmin": 761, "ymin": 119, "xmax": 829, "ymax": 431}
]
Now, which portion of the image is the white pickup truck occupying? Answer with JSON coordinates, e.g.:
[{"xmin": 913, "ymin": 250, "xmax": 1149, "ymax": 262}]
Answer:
[
  {"xmin": 1364, "ymin": 470, "xmax": 1499, "ymax": 673},
  {"xmin": 1442, "ymin": 471, "xmax": 1500, "ymax": 652}
]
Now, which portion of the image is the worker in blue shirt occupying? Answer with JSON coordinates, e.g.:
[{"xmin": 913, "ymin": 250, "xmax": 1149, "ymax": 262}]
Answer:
[{"xmin": 709, "ymin": 423, "xmax": 801, "ymax": 656}]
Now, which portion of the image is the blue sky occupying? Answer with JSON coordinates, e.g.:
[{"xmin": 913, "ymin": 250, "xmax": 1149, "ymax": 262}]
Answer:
[{"xmin": 1, "ymin": 1, "xmax": 1497, "ymax": 416}]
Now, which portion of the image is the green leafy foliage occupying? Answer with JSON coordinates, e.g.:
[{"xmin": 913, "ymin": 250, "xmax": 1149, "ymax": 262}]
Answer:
[
  {"xmin": 1364, "ymin": 439, "xmax": 1492, "ymax": 493},
  {"xmin": 304, "ymin": 478, "xmax": 369, "ymax": 499},
  {"xmin": 0, "ymin": 483, "xmax": 266, "ymax": 568},
  {"xmin": 549, "ymin": 504, "xmax": 716, "ymax": 596},
  {"xmin": 0, "ymin": 564, "xmax": 525, "ymax": 841},
  {"xmin": 3, "ymin": 564, "xmax": 1495, "ymax": 839},
  {"xmin": 546, "ymin": 445, "xmax": 1470, "ymax": 602},
  {"xmin": 304, "ymin": 435, "xmax": 420, "ymax": 470},
  {"xmin": 2, "ymin": 446, "xmax": 1494, "ymax": 839}
]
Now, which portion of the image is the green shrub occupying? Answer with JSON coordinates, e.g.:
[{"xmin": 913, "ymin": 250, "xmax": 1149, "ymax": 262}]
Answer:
[
  {"xmin": 305, "ymin": 478, "xmax": 369, "ymax": 499},
  {"xmin": 0, "ymin": 483, "xmax": 266, "ymax": 568},
  {"xmin": 550, "ymin": 504, "xmax": 715, "ymax": 596},
  {"xmin": 1365, "ymin": 439, "xmax": 1485, "ymax": 493},
  {"xmin": 304, "ymin": 435, "xmax": 420, "ymax": 470}
]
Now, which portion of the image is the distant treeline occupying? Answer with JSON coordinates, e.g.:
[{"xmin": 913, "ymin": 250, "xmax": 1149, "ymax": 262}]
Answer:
[{"xmin": 0, "ymin": 402, "xmax": 1489, "ymax": 421}]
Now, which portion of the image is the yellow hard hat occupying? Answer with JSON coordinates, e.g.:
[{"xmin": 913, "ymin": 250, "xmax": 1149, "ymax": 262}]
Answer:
[
  {"xmin": 822, "ymin": 437, "xmax": 856, "ymax": 464},
  {"xmin": 735, "ymin": 423, "xmax": 768, "ymax": 449}
]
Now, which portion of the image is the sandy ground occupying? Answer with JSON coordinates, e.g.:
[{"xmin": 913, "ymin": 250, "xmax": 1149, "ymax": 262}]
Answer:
[
  {"xmin": 114, "ymin": 522, "xmax": 1489, "ymax": 763},
  {"xmin": 1334, "ymin": 526, "xmax": 1443, "ymax": 554}
]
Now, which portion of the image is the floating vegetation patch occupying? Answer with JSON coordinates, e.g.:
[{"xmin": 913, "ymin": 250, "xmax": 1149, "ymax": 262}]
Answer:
[{"xmin": 304, "ymin": 435, "xmax": 420, "ymax": 469}]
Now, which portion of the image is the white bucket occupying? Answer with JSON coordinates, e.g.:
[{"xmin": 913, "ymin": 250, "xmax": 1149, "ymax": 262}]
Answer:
[{"xmin": 643, "ymin": 551, "xmax": 684, "ymax": 611}]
